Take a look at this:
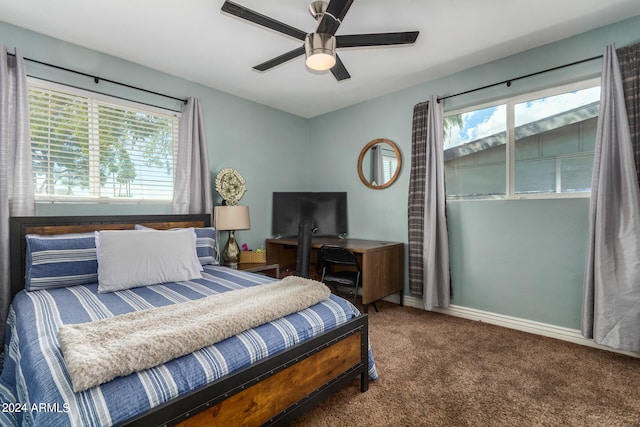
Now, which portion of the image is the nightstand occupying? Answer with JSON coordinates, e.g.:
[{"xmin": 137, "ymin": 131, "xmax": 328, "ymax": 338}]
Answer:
[{"xmin": 236, "ymin": 263, "xmax": 280, "ymax": 279}]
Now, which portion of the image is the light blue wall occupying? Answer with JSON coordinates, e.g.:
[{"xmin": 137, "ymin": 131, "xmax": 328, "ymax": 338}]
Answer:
[
  {"xmin": 446, "ymin": 199, "xmax": 589, "ymax": 327},
  {"xmin": 308, "ymin": 15, "xmax": 640, "ymax": 329},
  {"xmin": 0, "ymin": 20, "xmax": 309, "ymax": 249}
]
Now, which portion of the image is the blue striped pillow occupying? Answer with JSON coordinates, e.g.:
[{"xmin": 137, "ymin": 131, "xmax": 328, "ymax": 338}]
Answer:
[
  {"xmin": 134, "ymin": 225, "xmax": 218, "ymax": 265},
  {"xmin": 192, "ymin": 227, "xmax": 218, "ymax": 265},
  {"xmin": 25, "ymin": 233, "xmax": 98, "ymax": 291}
]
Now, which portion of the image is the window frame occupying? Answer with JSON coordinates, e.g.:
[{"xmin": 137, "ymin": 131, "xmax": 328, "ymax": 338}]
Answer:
[
  {"xmin": 444, "ymin": 77, "xmax": 601, "ymax": 200},
  {"xmin": 28, "ymin": 77, "xmax": 181, "ymax": 204}
]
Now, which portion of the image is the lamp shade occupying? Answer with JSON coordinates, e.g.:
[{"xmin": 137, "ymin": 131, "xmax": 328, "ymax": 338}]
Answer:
[{"xmin": 214, "ymin": 205, "xmax": 251, "ymax": 231}]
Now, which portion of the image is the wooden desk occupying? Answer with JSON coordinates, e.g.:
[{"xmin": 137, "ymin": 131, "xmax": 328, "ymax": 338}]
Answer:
[{"xmin": 266, "ymin": 237, "xmax": 404, "ymax": 309}]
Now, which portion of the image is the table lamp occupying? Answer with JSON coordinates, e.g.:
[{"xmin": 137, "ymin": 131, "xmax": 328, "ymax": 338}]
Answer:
[{"xmin": 214, "ymin": 205, "xmax": 251, "ymax": 267}]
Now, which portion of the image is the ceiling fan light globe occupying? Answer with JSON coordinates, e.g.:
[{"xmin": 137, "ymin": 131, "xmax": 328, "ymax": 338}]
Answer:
[
  {"xmin": 306, "ymin": 53, "xmax": 336, "ymax": 70},
  {"xmin": 305, "ymin": 33, "xmax": 336, "ymax": 71}
]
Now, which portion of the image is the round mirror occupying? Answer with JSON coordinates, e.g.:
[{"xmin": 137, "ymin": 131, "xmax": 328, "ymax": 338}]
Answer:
[{"xmin": 357, "ymin": 138, "xmax": 402, "ymax": 189}]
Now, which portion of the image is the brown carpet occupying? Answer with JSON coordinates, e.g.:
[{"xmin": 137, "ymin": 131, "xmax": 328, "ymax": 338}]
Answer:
[{"xmin": 292, "ymin": 301, "xmax": 640, "ymax": 426}]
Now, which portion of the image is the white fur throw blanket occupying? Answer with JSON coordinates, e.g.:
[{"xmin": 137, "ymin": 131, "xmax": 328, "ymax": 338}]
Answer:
[{"xmin": 58, "ymin": 276, "xmax": 330, "ymax": 392}]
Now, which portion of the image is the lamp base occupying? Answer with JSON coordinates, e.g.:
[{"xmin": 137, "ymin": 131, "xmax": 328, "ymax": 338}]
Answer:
[{"xmin": 222, "ymin": 230, "xmax": 240, "ymax": 268}]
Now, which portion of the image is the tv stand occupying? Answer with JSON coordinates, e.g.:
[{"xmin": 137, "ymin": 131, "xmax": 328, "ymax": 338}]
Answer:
[{"xmin": 266, "ymin": 237, "xmax": 404, "ymax": 312}]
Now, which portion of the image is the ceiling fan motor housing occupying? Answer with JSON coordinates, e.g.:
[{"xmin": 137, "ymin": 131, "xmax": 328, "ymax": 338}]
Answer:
[{"xmin": 305, "ymin": 33, "xmax": 336, "ymax": 70}]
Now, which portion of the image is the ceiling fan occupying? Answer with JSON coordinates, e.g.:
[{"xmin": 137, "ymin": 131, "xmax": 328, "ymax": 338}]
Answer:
[{"xmin": 221, "ymin": 0, "xmax": 419, "ymax": 81}]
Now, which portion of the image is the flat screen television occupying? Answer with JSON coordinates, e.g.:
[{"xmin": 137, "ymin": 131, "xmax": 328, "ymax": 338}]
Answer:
[{"xmin": 272, "ymin": 192, "xmax": 348, "ymax": 238}]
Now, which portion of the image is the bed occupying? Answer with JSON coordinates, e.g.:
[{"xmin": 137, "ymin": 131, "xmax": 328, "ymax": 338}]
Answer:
[{"xmin": 1, "ymin": 214, "xmax": 376, "ymax": 426}]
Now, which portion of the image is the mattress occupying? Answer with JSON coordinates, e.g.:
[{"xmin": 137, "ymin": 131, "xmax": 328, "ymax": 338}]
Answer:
[{"xmin": 0, "ymin": 266, "xmax": 377, "ymax": 426}]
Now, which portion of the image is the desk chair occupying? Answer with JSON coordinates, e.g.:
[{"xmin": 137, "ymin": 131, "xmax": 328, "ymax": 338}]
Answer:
[{"xmin": 318, "ymin": 245, "xmax": 362, "ymax": 308}]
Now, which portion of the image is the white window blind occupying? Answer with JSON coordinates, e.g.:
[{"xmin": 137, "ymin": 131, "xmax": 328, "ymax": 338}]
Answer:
[
  {"xmin": 382, "ymin": 151, "xmax": 398, "ymax": 184},
  {"xmin": 29, "ymin": 79, "xmax": 180, "ymax": 202}
]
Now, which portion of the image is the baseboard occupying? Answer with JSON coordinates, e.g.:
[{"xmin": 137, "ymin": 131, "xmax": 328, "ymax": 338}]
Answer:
[{"xmin": 401, "ymin": 295, "xmax": 640, "ymax": 359}]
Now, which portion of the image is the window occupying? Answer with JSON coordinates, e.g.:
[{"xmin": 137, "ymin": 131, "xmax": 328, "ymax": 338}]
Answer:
[
  {"xmin": 29, "ymin": 79, "xmax": 180, "ymax": 202},
  {"xmin": 381, "ymin": 145, "xmax": 399, "ymax": 184},
  {"xmin": 444, "ymin": 79, "xmax": 600, "ymax": 199}
]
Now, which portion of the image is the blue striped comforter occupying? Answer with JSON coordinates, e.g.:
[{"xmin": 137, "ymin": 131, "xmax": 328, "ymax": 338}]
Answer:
[{"xmin": 0, "ymin": 266, "xmax": 378, "ymax": 426}]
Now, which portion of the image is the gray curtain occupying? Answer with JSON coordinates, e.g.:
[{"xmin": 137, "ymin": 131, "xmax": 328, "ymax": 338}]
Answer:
[
  {"xmin": 408, "ymin": 95, "xmax": 450, "ymax": 310},
  {"xmin": 0, "ymin": 44, "xmax": 35, "ymax": 334},
  {"xmin": 172, "ymin": 97, "xmax": 213, "ymax": 216},
  {"xmin": 617, "ymin": 43, "xmax": 640, "ymax": 187},
  {"xmin": 370, "ymin": 144, "xmax": 384, "ymax": 186},
  {"xmin": 582, "ymin": 44, "xmax": 640, "ymax": 352}
]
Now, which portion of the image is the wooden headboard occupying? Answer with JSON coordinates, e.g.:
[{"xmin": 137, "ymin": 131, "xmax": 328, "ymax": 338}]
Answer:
[{"xmin": 9, "ymin": 214, "xmax": 211, "ymax": 298}]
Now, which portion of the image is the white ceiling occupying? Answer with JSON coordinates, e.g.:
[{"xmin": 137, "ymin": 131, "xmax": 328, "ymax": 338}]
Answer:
[{"xmin": 0, "ymin": 0, "xmax": 638, "ymax": 118}]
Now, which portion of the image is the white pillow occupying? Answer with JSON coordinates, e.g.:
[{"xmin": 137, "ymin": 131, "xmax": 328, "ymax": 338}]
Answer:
[{"xmin": 95, "ymin": 229, "xmax": 203, "ymax": 293}]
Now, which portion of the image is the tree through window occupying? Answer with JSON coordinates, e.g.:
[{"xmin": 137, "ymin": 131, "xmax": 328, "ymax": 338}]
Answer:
[{"xmin": 29, "ymin": 79, "xmax": 179, "ymax": 202}]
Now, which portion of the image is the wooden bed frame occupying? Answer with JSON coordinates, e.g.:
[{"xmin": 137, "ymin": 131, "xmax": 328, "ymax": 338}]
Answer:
[{"xmin": 9, "ymin": 214, "xmax": 369, "ymax": 426}]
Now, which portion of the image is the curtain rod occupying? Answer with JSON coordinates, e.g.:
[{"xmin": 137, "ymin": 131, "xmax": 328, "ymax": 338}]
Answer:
[
  {"xmin": 30, "ymin": 76, "xmax": 184, "ymax": 114},
  {"xmin": 437, "ymin": 54, "xmax": 603, "ymax": 103},
  {"xmin": 8, "ymin": 52, "xmax": 187, "ymax": 106}
]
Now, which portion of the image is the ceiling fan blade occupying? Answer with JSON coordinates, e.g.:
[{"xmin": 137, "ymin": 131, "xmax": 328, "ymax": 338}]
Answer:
[
  {"xmin": 336, "ymin": 31, "xmax": 419, "ymax": 48},
  {"xmin": 331, "ymin": 54, "xmax": 351, "ymax": 81},
  {"xmin": 253, "ymin": 46, "xmax": 306, "ymax": 72},
  {"xmin": 222, "ymin": 1, "xmax": 307, "ymax": 41},
  {"xmin": 316, "ymin": 0, "xmax": 354, "ymax": 35}
]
